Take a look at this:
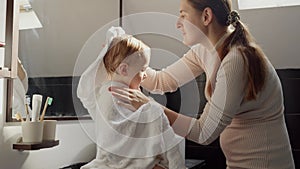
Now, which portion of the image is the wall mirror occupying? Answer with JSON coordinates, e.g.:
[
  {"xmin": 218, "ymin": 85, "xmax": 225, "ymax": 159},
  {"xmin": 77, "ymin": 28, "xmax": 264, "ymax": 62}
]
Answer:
[
  {"xmin": 7, "ymin": 0, "xmax": 121, "ymax": 122},
  {"xmin": 6, "ymin": 0, "xmax": 192, "ymax": 122}
]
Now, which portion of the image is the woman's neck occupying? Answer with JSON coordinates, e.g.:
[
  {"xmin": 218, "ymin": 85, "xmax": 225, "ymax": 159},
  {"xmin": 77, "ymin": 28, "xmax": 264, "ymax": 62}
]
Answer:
[
  {"xmin": 211, "ymin": 29, "xmax": 228, "ymax": 47},
  {"xmin": 206, "ymin": 20, "xmax": 228, "ymax": 47},
  {"xmin": 205, "ymin": 23, "xmax": 233, "ymax": 60}
]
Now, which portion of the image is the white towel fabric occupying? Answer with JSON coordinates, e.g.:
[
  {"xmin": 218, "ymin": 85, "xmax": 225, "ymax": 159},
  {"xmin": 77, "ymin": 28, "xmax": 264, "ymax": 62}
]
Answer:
[{"xmin": 80, "ymin": 81, "xmax": 185, "ymax": 169}]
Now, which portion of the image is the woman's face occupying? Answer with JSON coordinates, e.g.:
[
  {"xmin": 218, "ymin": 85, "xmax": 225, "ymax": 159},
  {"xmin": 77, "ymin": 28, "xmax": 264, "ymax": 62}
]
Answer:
[{"xmin": 177, "ymin": 0, "xmax": 206, "ymax": 46}]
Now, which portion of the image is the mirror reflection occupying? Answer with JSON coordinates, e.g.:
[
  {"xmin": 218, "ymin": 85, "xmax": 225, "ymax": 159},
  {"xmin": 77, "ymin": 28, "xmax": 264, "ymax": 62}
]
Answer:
[
  {"xmin": 10, "ymin": 0, "xmax": 120, "ymax": 121},
  {"xmin": 12, "ymin": 58, "xmax": 29, "ymax": 119}
]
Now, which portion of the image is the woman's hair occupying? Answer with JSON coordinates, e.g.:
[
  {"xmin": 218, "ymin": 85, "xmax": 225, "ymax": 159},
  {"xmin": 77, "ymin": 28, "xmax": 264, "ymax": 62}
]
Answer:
[
  {"xmin": 188, "ymin": 0, "xmax": 267, "ymax": 100},
  {"xmin": 103, "ymin": 35, "xmax": 149, "ymax": 75}
]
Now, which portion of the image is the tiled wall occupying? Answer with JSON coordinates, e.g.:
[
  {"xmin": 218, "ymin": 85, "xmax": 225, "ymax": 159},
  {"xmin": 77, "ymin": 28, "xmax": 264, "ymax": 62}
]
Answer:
[{"xmin": 27, "ymin": 76, "xmax": 88, "ymax": 117}]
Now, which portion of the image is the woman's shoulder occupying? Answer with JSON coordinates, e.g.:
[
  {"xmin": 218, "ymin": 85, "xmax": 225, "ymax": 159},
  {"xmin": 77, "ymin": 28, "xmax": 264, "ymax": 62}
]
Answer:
[
  {"xmin": 225, "ymin": 46, "xmax": 243, "ymax": 59},
  {"xmin": 221, "ymin": 47, "xmax": 246, "ymax": 70}
]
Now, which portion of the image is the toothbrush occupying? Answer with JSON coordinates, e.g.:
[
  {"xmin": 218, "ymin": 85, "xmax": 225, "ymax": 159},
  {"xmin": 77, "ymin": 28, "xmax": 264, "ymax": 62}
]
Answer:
[
  {"xmin": 40, "ymin": 97, "xmax": 53, "ymax": 121},
  {"xmin": 25, "ymin": 95, "xmax": 30, "ymax": 122}
]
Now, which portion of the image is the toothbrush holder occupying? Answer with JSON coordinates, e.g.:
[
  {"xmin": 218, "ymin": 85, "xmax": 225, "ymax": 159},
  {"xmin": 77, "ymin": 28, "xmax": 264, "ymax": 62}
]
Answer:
[
  {"xmin": 21, "ymin": 121, "xmax": 44, "ymax": 143},
  {"xmin": 43, "ymin": 120, "xmax": 57, "ymax": 141}
]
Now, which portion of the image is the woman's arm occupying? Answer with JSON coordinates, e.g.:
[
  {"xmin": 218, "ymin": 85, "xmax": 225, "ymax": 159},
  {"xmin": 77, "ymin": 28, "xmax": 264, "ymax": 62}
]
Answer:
[
  {"xmin": 141, "ymin": 45, "xmax": 205, "ymax": 93},
  {"xmin": 163, "ymin": 107, "xmax": 179, "ymax": 125},
  {"xmin": 186, "ymin": 48, "xmax": 247, "ymax": 145},
  {"xmin": 163, "ymin": 106, "xmax": 196, "ymax": 138}
]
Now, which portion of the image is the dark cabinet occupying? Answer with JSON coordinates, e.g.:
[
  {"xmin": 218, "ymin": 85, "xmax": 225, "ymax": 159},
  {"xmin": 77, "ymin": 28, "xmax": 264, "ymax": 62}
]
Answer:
[{"xmin": 277, "ymin": 69, "xmax": 300, "ymax": 168}]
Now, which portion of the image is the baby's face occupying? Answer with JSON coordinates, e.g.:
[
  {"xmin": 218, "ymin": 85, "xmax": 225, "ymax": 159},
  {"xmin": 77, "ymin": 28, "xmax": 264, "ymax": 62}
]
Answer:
[{"xmin": 127, "ymin": 51, "xmax": 150, "ymax": 89}]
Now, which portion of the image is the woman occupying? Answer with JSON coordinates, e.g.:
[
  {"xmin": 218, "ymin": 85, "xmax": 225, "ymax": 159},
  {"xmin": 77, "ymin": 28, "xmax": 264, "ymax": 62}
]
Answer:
[{"xmin": 110, "ymin": 0, "xmax": 295, "ymax": 168}]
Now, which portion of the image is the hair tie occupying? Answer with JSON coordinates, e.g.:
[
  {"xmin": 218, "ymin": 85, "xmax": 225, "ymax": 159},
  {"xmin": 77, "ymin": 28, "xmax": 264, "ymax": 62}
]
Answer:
[{"xmin": 227, "ymin": 10, "xmax": 240, "ymax": 27}]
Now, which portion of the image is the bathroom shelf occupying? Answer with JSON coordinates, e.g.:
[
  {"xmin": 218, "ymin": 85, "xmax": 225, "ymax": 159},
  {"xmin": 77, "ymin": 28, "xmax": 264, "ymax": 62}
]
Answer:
[{"xmin": 13, "ymin": 140, "xmax": 59, "ymax": 151}]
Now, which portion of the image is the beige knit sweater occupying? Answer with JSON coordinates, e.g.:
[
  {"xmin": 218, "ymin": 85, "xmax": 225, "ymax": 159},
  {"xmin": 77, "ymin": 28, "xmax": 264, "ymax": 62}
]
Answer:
[{"xmin": 141, "ymin": 43, "xmax": 295, "ymax": 169}]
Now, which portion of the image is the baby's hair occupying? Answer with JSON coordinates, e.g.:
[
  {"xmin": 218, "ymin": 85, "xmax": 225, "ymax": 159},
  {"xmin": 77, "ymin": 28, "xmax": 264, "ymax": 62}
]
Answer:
[{"xmin": 103, "ymin": 35, "xmax": 149, "ymax": 75}]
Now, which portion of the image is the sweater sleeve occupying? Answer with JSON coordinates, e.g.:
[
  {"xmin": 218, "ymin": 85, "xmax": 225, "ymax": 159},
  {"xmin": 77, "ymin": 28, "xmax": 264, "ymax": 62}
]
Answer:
[
  {"xmin": 178, "ymin": 48, "xmax": 247, "ymax": 145},
  {"xmin": 141, "ymin": 44, "xmax": 205, "ymax": 94}
]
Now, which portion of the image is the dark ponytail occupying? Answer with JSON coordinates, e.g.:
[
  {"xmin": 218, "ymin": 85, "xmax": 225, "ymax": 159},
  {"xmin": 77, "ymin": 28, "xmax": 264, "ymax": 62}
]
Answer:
[
  {"xmin": 188, "ymin": 0, "xmax": 267, "ymax": 100},
  {"xmin": 222, "ymin": 11, "xmax": 267, "ymax": 100}
]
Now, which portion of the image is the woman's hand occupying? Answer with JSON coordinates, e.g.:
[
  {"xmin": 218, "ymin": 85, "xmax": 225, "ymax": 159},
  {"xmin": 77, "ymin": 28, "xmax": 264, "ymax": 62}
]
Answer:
[{"xmin": 109, "ymin": 86, "xmax": 150, "ymax": 111}]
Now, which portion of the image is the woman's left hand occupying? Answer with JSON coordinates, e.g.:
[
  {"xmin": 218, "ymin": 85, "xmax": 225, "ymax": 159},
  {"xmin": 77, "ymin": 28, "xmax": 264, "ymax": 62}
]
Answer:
[{"xmin": 109, "ymin": 86, "xmax": 150, "ymax": 111}]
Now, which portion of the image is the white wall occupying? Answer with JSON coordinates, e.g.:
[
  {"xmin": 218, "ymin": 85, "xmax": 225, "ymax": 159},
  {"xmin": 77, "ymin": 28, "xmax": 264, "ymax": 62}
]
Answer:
[
  {"xmin": 0, "ymin": 0, "xmax": 5, "ymax": 67},
  {"xmin": 123, "ymin": 0, "xmax": 186, "ymax": 59},
  {"xmin": 0, "ymin": 0, "xmax": 7, "ymax": 129},
  {"xmin": 123, "ymin": 0, "xmax": 300, "ymax": 69},
  {"xmin": 0, "ymin": 121, "xmax": 96, "ymax": 169},
  {"xmin": 232, "ymin": 2, "xmax": 300, "ymax": 68}
]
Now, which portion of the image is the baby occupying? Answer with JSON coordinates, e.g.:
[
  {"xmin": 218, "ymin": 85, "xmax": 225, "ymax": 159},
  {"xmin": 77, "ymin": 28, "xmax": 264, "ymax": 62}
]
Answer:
[{"xmin": 77, "ymin": 27, "xmax": 186, "ymax": 169}]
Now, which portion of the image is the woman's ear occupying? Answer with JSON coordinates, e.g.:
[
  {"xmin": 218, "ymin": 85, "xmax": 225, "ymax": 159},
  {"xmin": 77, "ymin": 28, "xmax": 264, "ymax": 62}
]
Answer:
[
  {"xmin": 117, "ymin": 63, "xmax": 128, "ymax": 76},
  {"xmin": 202, "ymin": 7, "xmax": 213, "ymax": 26}
]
